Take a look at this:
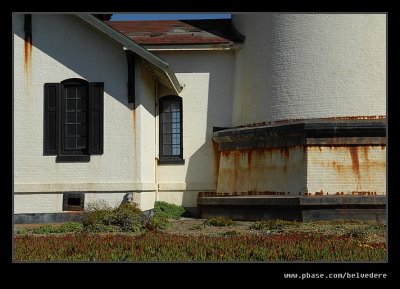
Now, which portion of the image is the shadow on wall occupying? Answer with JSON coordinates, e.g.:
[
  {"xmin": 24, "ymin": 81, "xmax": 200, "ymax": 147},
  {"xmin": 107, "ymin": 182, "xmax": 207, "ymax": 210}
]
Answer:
[
  {"xmin": 14, "ymin": 14, "xmax": 130, "ymax": 109},
  {"xmin": 157, "ymin": 51, "xmax": 234, "ymax": 198}
]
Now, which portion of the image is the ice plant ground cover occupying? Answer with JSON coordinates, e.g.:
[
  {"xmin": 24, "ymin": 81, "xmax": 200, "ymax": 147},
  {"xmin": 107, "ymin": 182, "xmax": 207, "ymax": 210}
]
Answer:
[{"xmin": 14, "ymin": 219, "xmax": 385, "ymax": 262}]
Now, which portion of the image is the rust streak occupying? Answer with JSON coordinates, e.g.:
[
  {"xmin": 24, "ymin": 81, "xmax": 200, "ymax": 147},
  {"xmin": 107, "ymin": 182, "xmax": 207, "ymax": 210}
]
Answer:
[
  {"xmin": 362, "ymin": 146, "xmax": 369, "ymax": 163},
  {"xmin": 349, "ymin": 147, "xmax": 360, "ymax": 181},
  {"xmin": 332, "ymin": 160, "xmax": 345, "ymax": 173},
  {"xmin": 236, "ymin": 116, "xmax": 386, "ymax": 129},
  {"xmin": 221, "ymin": 150, "xmax": 231, "ymax": 157},
  {"xmin": 232, "ymin": 152, "xmax": 239, "ymax": 192},
  {"xmin": 212, "ymin": 140, "xmax": 221, "ymax": 184},
  {"xmin": 24, "ymin": 36, "xmax": 32, "ymax": 77},
  {"xmin": 279, "ymin": 147, "xmax": 290, "ymax": 158},
  {"xmin": 201, "ymin": 191, "xmax": 290, "ymax": 197},
  {"xmin": 133, "ymin": 108, "xmax": 136, "ymax": 131},
  {"xmin": 247, "ymin": 150, "xmax": 253, "ymax": 168}
]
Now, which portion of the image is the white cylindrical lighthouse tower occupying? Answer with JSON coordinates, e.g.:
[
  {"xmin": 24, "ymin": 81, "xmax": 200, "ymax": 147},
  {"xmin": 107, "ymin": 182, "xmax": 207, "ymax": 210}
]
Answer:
[{"xmin": 232, "ymin": 14, "xmax": 386, "ymax": 125}]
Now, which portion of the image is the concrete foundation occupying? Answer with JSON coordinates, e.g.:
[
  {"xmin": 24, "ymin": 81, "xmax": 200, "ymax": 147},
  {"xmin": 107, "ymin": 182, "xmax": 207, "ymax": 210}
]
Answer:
[{"xmin": 198, "ymin": 195, "xmax": 386, "ymax": 222}]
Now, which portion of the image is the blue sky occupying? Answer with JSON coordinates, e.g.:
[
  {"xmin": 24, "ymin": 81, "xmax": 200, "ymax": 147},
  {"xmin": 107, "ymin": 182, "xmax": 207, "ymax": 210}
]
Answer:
[{"xmin": 110, "ymin": 13, "xmax": 231, "ymax": 21}]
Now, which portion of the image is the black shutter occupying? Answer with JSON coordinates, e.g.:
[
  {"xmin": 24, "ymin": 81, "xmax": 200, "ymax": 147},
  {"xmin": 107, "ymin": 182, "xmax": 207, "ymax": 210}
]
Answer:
[
  {"xmin": 88, "ymin": 82, "xmax": 104, "ymax": 155},
  {"xmin": 44, "ymin": 83, "xmax": 59, "ymax": 155}
]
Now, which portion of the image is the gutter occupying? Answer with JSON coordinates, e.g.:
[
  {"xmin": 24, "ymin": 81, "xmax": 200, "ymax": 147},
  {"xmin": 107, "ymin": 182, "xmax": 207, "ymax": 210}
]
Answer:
[{"xmin": 74, "ymin": 14, "xmax": 182, "ymax": 94}]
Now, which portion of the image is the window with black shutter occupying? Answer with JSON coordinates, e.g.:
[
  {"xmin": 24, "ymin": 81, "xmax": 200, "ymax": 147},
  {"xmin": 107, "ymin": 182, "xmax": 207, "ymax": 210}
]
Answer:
[
  {"xmin": 159, "ymin": 95, "xmax": 184, "ymax": 164},
  {"xmin": 44, "ymin": 78, "xmax": 104, "ymax": 162}
]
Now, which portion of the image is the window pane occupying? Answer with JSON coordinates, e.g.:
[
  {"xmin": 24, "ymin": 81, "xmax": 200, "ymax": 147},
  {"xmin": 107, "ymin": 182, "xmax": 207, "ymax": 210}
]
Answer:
[
  {"xmin": 163, "ymin": 101, "xmax": 171, "ymax": 112},
  {"xmin": 78, "ymin": 124, "xmax": 86, "ymax": 137},
  {"xmin": 163, "ymin": 145, "xmax": 171, "ymax": 155},
  {"xmin": 163, "ymin": 123, "xmax": 172, "ymax": 134},
  {"xmin": 172, "ymin": 145, "xmax": 180, "ymax": 155},
  {"xmin": 65, "ymin": 87, "xmax": 76, "ymax": 99},
  {"xmin": 77, "ymin": 87, "xmax": 86, "ymax": 99},
  {"xmin": 172, "ymin": 111, "xmax": 180, "ymax": 121},
  {"xmin": 65, "ymin": 137, "xmax": 76, "ymax": 149},
  {"xmin": 76, "ymin": 99, "xmax": 87, "ymax": 111},
  {"xmin": 66, "ymin": 99, "xmax": 76, "ymax": 111},
  {"xmin": 77, "ymin": 137, "xmax": 87, "ymax": 149},
  {"xmin": 171, "ymin": 101, "xmax": 180, "ymax": 111},
  {"xmin": 172, "ymin": 136, "xmax": 180, "ymax": 145},
  {"xmin": 172, "ymin": 123, "xmax": 180, "ymax": 129},
  {"xmin": 163, "ymin": 133, "xmax": 172, "ymax": 145},
  {"xmin": 163, "ymin": 112, "xmax": 171, "ymax": 122},
  {"xmin": 77, "ymin": 112, "xmax": 86, "ymax": 124},
  {"xmin": 66, "ymin": 112, "xmax": 76, "ymax": 124},
  {"xmin": 66, "ymin": 125, "xmax": 76, "ymax": 137}
]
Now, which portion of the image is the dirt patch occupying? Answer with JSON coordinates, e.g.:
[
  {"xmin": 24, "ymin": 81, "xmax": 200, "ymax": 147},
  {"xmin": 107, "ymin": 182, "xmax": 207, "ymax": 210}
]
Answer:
[
  {"xmin": 164, "ymin": 218, "xmax": 254, "ymax": 237},
  {"xmin": 164, "ymin": 218, "xmax": 386, "ymax": 243},
  {"xmin": 14, "ymin": 218, "xmax": 385, "ymax": 243}
]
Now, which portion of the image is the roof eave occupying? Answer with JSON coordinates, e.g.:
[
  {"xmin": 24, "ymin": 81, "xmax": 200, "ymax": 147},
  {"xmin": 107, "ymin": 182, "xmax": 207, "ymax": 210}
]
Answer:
[
  {"xmin": 74, "ymin": 14, "xmax": 182, "ymax": 94},
  {"xmin": 144, "ymin": 43, "xmax": 243, "ymax": 51}
]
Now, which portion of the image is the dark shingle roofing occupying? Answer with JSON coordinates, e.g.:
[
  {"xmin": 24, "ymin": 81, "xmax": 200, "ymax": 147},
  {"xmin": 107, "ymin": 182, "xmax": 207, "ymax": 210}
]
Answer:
[{"xmin": 106, "ymin": 19, "xmax": 244, "ymax": 45}]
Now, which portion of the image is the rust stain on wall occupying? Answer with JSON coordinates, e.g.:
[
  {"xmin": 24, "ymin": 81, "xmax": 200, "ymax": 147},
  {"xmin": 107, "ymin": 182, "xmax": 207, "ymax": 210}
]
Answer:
[
  {"xmin": 132, "ymin": 108, "xmax": 136, "ymax": 131},
  {"xmin": 307, "ymin": 145, "xmax": 386, "ymax": 196},
  {"xmin": 362, "ymin": 146, "xmax": 369, "ymax": 162},
  {"xmin": 212, "ymin": 140, "xmax": 221, "ymax": 184},
  {"xmin": 24, "ymin": 33, "xmax": 32, "ymax": 85},
  {"xmin": 332, "ymin": 116, "xmax": 386, "ymax": 120},
  {"xmin": 332, "ymin": 160, "xmax": 345, "ymax": 173},
  {"xmin": 279, "ymin": 147, "xmax": 290, "ymax": 159},
  {"xmin": 246, "ymin": 150, "xmax": 253, "ymax": 167},
  {"xmin": 23, "ymin": 15, "xmax": 33, "ymax": 84},
  {"xmin": 351, "ymin": 191, "xmax": 377, "ymax": 196},
  {"xmin": 232, "ymin": 151, "xmax": 240, "ymax": 193},
  {"xmin": 24, "ymin": 37, "xmax": 32, "ymax": 70},
  {"xmin": 199, "ymin": 191, "xmax": 288, "ymax": 197},
  {"xmin": 217, "ymin": 146, "xmax": 304, "ymax": 195},
  {"xmin": 348, "ymin": 147, "xmax": 360, "ymax": 181},
  {"xmin": 236, "ymin": 116, "xmax": 386, "ymax": 129}
]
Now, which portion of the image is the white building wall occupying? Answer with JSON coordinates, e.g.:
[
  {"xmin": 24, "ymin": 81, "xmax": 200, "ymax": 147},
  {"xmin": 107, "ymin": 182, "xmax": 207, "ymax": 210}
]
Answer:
[
  {"xmin": 154, "ymin": 51, "xmax": 235, "ymax": 206},
  {"xmin": 13, "ymin": 14, "xmax": 155, "ymax": 213},
  {"xmin": 232, "ymin": 14, "xmax": 386, "ymax": 125}
]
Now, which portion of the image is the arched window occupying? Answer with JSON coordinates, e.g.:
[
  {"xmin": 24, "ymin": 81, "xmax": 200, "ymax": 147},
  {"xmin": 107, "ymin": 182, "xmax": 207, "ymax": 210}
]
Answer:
[
  {"xmin": 44, "ymin": 78, "xmax": 104, "ymax": 162},
  {"xmin": 159, "ymin": 95, "xmax": 184, "ymax": 164}
]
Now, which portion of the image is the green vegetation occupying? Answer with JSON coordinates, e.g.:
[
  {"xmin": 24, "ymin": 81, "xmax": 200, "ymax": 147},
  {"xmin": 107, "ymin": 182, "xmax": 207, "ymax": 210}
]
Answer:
[
  {"xmin": 153, "ymin": 201, "xmax": 186, "ymax": 219},
  {"xmin": 204, "ymin": 217, "xmax": 235, "ymax": 227},
  {"xmin": 249, "ymin": 220, "xmax": 300, "ymax": 231},
  {"xmin": 15, "ymin": 222, "xmax": 83, "ymax": 235},
  {"xmin": 145, "ymin": 215, "xmax": 170, "ymax": 231},
  {"xmin": 14, "ymin": 232, "xmax": 386, "ymax": 261},
  {"xmin": 82, "ymin": 202, "xmax": 143, "ymax": 233}
]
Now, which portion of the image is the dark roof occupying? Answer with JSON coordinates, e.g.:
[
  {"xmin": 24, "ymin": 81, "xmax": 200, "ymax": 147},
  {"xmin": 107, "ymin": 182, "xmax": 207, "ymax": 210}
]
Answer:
[{"xmin": 106, "ymin": 19, "xmax": 244, "ymax": 45}]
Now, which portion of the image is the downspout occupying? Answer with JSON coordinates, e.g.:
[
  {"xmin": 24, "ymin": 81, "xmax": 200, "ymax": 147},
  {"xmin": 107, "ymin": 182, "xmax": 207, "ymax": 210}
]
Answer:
[{"xmin": 154, "ymin": 80, "xmax": 159, "ymax": 201}]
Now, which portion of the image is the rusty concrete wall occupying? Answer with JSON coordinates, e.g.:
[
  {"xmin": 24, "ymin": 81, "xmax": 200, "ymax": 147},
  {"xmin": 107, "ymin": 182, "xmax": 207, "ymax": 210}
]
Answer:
[
  {"xmin": 216, "ymin": 146, "xmax": 306, "ymax": 195},
  {"xmin": 307, "ymin": 146, "xmax": 386, "ymax": 195}
]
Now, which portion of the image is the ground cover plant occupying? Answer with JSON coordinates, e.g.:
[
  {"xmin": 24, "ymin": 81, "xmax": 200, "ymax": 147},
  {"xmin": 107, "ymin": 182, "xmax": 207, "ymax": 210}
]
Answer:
[
  {"xmin": 14, "ymin": 231, "xmax": 385, "ymax": 261},
  {"xmin": 14, "ymin": 202, "xmax": 385, "ymax": 262}
]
